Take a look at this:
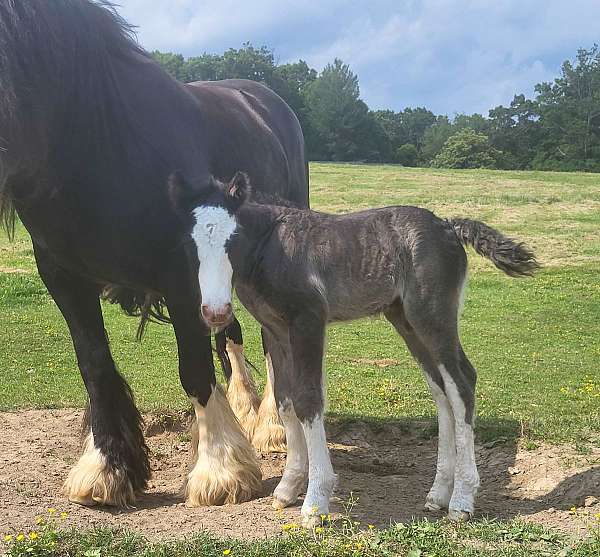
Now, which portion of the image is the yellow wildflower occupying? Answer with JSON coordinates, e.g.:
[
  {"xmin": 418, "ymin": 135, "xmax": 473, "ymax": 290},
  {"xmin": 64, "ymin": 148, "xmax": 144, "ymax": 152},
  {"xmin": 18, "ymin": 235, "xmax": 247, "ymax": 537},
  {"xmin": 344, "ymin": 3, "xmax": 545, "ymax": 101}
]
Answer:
[
  {"xmin": 16, "ymin": 534, "xmax": 25, "ymax": 541},
  {"xmin": 3, "ymin": 535, "xmax": 12, "ymax": 542},
  {"xmin": 315, "ymin": 526, "xmax": 324, "ymax": 534},
  {"xmin": 60, "ymin": 512, "xmax": 68, "ymax": 520},
  {"xmin": 223, "ymin": 549, "xmax": 231, "ymax": 555},
  {"xmin": 281, "ymin": 523, "xmax": 298, "ymax": 531},
  {"xmin": 47, "ymin": 508, "xmax": 57, "ymax": 515},
  {"xmin": 368, "ymin": 524, "xmax": 375, "ymax": 529},
  {"xmin": 29, "ymin": 532, "xmax": 38, "ymax": 540}
]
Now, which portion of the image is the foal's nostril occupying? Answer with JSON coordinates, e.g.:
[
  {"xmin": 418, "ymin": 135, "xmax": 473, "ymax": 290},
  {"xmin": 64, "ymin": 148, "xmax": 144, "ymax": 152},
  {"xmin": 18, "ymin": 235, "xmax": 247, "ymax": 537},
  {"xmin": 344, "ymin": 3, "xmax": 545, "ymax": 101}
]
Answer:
[{"xmin": 201, "ymin": 303, "xmax": 232, "ymax": 325}]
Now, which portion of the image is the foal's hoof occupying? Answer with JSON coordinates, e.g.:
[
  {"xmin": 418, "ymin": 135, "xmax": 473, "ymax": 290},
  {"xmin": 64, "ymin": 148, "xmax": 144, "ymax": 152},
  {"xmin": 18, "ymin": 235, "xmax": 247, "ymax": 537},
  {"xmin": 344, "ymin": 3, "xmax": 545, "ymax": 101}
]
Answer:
[
  {"xmin": 448, "ymin": 509, "xmax": 473, "ymax": 522},
  {"xmin": 272, "ymin": 497, "xmax": 290, "ymax": 510},
  {"xmin": 424, "ymin": 500, "xmax": 444, "ymax": 512}
]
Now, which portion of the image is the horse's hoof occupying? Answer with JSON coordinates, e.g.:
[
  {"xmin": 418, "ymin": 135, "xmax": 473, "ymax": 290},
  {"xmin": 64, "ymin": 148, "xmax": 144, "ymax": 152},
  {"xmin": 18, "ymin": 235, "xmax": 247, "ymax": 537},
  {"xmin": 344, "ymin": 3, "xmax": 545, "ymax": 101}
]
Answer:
[
  {"xmin": 252, "ymin": 415, "xmax": 287, "ymax": 453},
  {"xmin": 68, "ymin": 493, "xmax": 97, "ymax": 507},
  {"xmin": 448, "ymin": 509, "xmax": 472, "ymax": 521},
  {"xmin": 424, "ymin": 500, "xmax": 443, "ymax": 512},
  {"xmin": 301, "ymin": 513, "xmax": 322, "ymax": 529},
  {"xmin": 63, "ymin": 434, "xmax": 136, "ymax": 508},
  {"xmin": 272, "ymin": 497, "xmax": 289, "ymax": 510}
]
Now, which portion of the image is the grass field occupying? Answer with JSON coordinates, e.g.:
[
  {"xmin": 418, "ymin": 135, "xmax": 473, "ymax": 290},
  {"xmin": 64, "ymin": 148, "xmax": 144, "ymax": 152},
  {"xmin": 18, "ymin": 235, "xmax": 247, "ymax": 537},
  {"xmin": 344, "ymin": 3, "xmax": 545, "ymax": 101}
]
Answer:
[{"xmin": 1, "ymin": 163, "xmax": 600, "ymax": 555}]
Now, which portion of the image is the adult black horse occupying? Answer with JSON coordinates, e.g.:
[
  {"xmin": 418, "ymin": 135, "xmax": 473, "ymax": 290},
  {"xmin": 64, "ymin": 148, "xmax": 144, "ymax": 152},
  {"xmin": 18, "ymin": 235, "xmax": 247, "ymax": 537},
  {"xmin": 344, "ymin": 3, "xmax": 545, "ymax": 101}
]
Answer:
[{"xmin": 0, "ymin": 0, "xmax": 307, "ymax": 507}]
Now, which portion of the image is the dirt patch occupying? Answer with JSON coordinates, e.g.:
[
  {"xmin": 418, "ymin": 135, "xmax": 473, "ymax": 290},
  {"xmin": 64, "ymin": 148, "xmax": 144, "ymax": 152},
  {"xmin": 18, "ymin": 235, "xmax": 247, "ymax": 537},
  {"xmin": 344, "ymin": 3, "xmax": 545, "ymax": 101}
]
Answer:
[
  {"xmin": 0, "ymin": 410, "xmax": 598, "ymax": 540},
  {"xmin": 0, "ymin": 266, "xmax": 29, "ymax": 274}
]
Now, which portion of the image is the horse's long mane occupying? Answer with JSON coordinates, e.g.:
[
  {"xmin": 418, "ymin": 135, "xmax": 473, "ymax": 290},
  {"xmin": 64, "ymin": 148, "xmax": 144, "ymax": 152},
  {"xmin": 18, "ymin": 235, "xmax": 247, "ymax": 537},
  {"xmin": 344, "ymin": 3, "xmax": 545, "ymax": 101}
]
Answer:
[
  {"xmin": 0, "ymin": 0, "xmax": 189, "ymax": 332},
  {"xmin": 0, "ymin": 0, "xmax": 178, "ymax": 237}
]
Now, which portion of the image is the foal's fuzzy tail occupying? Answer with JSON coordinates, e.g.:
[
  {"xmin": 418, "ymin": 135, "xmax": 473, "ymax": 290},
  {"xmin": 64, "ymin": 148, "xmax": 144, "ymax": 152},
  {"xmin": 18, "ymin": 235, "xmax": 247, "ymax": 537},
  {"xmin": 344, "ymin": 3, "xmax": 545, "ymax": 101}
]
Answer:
[{"xmin": 448, "ymin": 218, "xmax": 540, "ymax": 277}]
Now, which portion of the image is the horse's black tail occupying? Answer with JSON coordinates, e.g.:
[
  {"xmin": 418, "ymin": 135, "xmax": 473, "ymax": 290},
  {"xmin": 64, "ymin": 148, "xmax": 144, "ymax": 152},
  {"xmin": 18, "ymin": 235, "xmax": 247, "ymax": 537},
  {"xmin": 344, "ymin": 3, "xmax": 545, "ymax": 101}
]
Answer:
[{"xmin": 448, "ymin": 218, "xmax": 539, "ymax": 277}]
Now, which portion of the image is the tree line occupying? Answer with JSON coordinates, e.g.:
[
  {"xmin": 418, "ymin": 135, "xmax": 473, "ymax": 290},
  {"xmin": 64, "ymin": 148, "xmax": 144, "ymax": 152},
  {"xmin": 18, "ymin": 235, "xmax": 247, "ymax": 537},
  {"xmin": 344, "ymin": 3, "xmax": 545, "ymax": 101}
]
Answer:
[{"xmin": 153, "ymin": 44, "xmax": 600, "ymax": 171}]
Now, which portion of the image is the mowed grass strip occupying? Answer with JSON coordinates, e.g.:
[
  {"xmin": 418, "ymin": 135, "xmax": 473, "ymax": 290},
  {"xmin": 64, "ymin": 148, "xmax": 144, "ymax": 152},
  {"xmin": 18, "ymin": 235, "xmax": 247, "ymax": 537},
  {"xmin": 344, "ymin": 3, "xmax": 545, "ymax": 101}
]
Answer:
[
  {"xmin": 1, "ymin": 164, "xmax": 599, "ymax": 445},
  {"xmin": 3, "ymin": 517, "xmax": 600, "ymax": 557}
]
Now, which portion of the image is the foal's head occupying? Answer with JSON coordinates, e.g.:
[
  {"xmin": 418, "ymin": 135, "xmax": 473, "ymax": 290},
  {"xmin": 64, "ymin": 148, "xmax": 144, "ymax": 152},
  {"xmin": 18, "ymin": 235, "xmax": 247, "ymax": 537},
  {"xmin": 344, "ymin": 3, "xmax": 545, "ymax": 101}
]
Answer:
[{"xmin": 168, "ymin": 171, "xmax": 250, "ymax": 329}]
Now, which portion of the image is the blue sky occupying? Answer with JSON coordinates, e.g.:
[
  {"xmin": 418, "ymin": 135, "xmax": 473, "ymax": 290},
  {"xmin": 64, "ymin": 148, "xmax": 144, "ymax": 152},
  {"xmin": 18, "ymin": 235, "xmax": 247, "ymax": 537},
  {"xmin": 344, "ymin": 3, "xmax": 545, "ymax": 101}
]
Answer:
[{"xmin": 117, "ymin": 0, "xmax": 599, "ymax": 116}]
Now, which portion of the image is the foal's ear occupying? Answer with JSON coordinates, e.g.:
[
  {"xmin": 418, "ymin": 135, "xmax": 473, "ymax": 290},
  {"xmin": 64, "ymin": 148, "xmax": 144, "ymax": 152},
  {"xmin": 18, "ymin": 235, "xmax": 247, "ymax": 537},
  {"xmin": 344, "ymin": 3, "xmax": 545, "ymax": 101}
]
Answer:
[
  {"xmin": 168, "ymin": 171, "xmax": 197, "ymax": 216},
  {"xmin": 226, "ymin": 171, "xmax": 250, "ymax": 206}
]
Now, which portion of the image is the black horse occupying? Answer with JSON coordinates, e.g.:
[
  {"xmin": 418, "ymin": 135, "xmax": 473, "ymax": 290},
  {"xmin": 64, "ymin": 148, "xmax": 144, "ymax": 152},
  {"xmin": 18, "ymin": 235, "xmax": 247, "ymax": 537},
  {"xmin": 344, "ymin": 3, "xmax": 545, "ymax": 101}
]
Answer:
[
  {"xmin": 0, "ymin": 0, "xmax": 307, "ymax": 507},
  {"xmin": 168, "ymin": 171, "xmax": 538, "ymax": 526}
]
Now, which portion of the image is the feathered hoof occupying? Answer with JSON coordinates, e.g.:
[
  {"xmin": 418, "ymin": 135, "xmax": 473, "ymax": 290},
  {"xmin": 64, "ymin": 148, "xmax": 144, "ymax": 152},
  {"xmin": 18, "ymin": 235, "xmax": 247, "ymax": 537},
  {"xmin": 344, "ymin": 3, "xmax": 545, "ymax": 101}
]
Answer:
[
  {"xmin": 252, "ymin": 408, "xmax": 287, "ymax": 453},
  {"xmin": 63, "ymin": 436, "xmax": 135, "ymax": 507},
  {"xmin": 187, "ymin": 385, "xmax": 263, "ymax": 506},
  {"xmin": 185, "ymin": 454, "xmax": 263, "ymax": 506}
]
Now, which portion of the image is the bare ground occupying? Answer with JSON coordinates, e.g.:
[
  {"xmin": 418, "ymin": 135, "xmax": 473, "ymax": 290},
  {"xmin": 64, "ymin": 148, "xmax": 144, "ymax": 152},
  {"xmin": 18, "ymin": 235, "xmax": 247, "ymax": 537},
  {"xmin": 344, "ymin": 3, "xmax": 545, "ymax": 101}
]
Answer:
[{"xmin": 0, "ymin": 410, "xmax": 599, "ymax": 540}]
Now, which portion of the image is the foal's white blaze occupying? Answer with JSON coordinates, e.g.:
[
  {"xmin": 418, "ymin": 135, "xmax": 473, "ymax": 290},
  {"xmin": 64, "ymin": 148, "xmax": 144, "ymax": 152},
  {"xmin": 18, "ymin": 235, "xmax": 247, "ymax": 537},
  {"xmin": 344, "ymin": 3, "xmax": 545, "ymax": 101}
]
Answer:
[
  {"xmin": 438, "ymin": 364, "xmax": 480, "ymax": 519},
  {"xmin": 191, "ymin": 206, "xmax": 237, "ymax": 313},
  {"xmin": 300, "ymin": 414, "xmax": 337, "ymax": 526}
]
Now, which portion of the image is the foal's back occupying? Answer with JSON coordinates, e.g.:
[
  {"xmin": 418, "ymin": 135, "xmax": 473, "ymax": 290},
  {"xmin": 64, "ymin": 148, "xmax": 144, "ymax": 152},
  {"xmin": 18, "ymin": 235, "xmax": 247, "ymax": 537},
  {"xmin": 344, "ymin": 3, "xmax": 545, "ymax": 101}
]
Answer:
[{"xmin": 269, "ymin": 205, "xmax": 466, "ymax": 323}]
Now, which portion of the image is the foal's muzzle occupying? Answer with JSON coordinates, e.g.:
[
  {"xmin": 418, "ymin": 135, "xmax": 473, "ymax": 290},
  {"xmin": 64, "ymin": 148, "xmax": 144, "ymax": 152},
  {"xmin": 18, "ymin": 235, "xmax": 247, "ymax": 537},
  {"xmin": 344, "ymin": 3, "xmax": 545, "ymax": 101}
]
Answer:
[{"xmin": 200, "ymin": 303, "xmax": 233, "ymax": 329}]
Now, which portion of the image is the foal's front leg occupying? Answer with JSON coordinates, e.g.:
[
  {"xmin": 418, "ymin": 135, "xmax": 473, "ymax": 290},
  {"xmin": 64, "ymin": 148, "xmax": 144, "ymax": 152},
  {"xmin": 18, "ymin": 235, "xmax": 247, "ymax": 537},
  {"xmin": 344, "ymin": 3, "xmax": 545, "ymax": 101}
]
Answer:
[
  {"xmin": 167, "ymin": 300, "xmax": 262, "ymax": 505},
  {"xmin": 289, "ymin": 314, "xmax": 337, "ymax": 527}
]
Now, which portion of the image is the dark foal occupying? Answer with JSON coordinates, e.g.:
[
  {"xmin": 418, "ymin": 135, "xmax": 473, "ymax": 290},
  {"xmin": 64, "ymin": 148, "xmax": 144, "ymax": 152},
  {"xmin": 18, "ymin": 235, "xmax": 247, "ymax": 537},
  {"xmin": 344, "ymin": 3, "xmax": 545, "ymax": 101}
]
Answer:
[{"xmin": 169, "ymin": 171, "xmax": 539, "ymax": 525}]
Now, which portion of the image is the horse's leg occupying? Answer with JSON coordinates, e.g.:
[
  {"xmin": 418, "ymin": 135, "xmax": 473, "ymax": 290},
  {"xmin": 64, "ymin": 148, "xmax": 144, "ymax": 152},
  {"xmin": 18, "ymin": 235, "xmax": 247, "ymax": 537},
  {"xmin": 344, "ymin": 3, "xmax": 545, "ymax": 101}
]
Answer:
[
  {"xmin": 386, "ymin": 288, "xmax": 479, "ymax": 520},
  {"xmin": 384, "ymin": 302, "xmax": 456, "ymax": 512},
  {"xmin": 33, "ymin": 244, "xmax": 149, "ymax": 506},
  {"xmin": 216, "ymin": 319, "xmax": 261, "ymax": 440},
  {"xmin": 288, "ymin": 314, "xmax": 336, "ymax": 527},
  {"xmin": 252, "ymin": 329, "xmax": 287, "ymax": 452},
  {"xmin": 167, "ymin": 299, "xmax": 262, "ymax": 505},
  {"xmin": 262, "ymin": 332, "xmax": 307, "ymax": 509}
]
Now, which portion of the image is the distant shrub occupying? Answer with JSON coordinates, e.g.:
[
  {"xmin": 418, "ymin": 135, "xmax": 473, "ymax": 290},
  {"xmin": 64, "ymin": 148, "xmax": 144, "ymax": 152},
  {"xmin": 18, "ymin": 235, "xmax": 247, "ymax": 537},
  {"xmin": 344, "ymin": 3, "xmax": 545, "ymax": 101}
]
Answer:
[
  {"xmin": 395, "ymin": 144, "xmax": 419, "ymax": 166},
  {"xmin": 432, "ymin": 129, "xmax": 501, "ymax": 169}
]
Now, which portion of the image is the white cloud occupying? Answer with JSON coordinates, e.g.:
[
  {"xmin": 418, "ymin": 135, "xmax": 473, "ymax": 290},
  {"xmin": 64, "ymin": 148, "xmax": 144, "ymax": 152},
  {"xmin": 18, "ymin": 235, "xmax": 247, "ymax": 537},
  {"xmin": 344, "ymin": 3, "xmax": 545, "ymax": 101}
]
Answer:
[{"xmin": 115, "ymin": 0, "xmax": 600, "ymax": 114}]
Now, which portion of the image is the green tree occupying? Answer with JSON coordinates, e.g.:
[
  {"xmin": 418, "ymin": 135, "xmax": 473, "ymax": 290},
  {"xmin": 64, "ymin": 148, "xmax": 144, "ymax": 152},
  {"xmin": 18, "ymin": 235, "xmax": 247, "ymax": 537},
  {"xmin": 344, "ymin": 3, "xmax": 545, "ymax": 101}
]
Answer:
[
  {"xmin": 396, "ymin": 144, "xmax": 419, "ymax": 166},
  {"xmin": 151, "ymin": 51, "xmax": 188, "ymax": 81},
  {"xmin": 304, "ymin": 59, "xmax": 377, "ymax": 161},
  {"xmin": 421, "ymin": 116, "xmax": 453, "ymax": 163},
  {"xmin": 488, "ymin": 94, "xmax": 542, "ymax": 169},
  {"xmin": 533, "ymin": 45, "xmax": 600, "ymax": 170},
  {"xmin": 432, "ymin": 129, "xmax": 502, "ymax": 169}
]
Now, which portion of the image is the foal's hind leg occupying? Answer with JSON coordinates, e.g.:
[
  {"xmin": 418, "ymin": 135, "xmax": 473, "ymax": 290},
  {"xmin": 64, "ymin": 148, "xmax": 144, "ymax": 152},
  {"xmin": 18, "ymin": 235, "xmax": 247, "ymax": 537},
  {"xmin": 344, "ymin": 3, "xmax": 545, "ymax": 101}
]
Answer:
[
  {"xmin": 252, "ymin": 330, "xmax": 287, "ymax": 453},
  {"xmin": 34, "ymin": 245, "xmax": 149, "ymax": 507},
  {"xmin": 385, "ymin": 298, "xmax": 479, "ymax": 520},
  {"xmin": 385, "ymin": 303, "xmax": 456, "ymax": 511}
]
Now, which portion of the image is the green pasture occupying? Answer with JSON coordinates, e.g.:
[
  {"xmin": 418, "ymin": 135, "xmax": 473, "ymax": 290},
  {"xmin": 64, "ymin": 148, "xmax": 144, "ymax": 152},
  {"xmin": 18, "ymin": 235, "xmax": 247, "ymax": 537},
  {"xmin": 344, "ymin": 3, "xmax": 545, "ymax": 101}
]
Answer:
[
  {"xmin": 1, "ymin": 164, "xmax": 599, "ymax": 555},
  {"xmin": 2, "ymin": 163, "xmax": 599, "ymax": 445}
]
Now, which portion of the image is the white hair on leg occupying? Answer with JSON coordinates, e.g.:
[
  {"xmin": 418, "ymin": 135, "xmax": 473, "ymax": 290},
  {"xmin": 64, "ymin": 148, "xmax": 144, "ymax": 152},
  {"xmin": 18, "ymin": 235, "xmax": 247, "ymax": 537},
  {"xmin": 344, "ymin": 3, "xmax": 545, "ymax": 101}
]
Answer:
[
  {"xmin": 438, "ymin": 364, "xmax": 480, "ymax": 521},
  {"xmin": 252, "ymin": 353, "xmax": 287, "ymax": 452},
  {"xmin": 186, "ymin": 384, "xmax": 262, "ymax": 506},
  {"xmin": 300, "ymin": 414, "xmax": 337, "ymax": 527},
  {"xmin": 272, "ymin": 399, "xmax": 308, "ymax": 509},
  {"xmin": 225, "ymin": 339, "xmax": 261, "ymax": 439},
  {"xmin": 423, "ymin": 375, "xmax": 456, "ymax": 511},
  {"xmin": 63, "ymin": 432, "xmax": 135, "ymax": 507}
]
